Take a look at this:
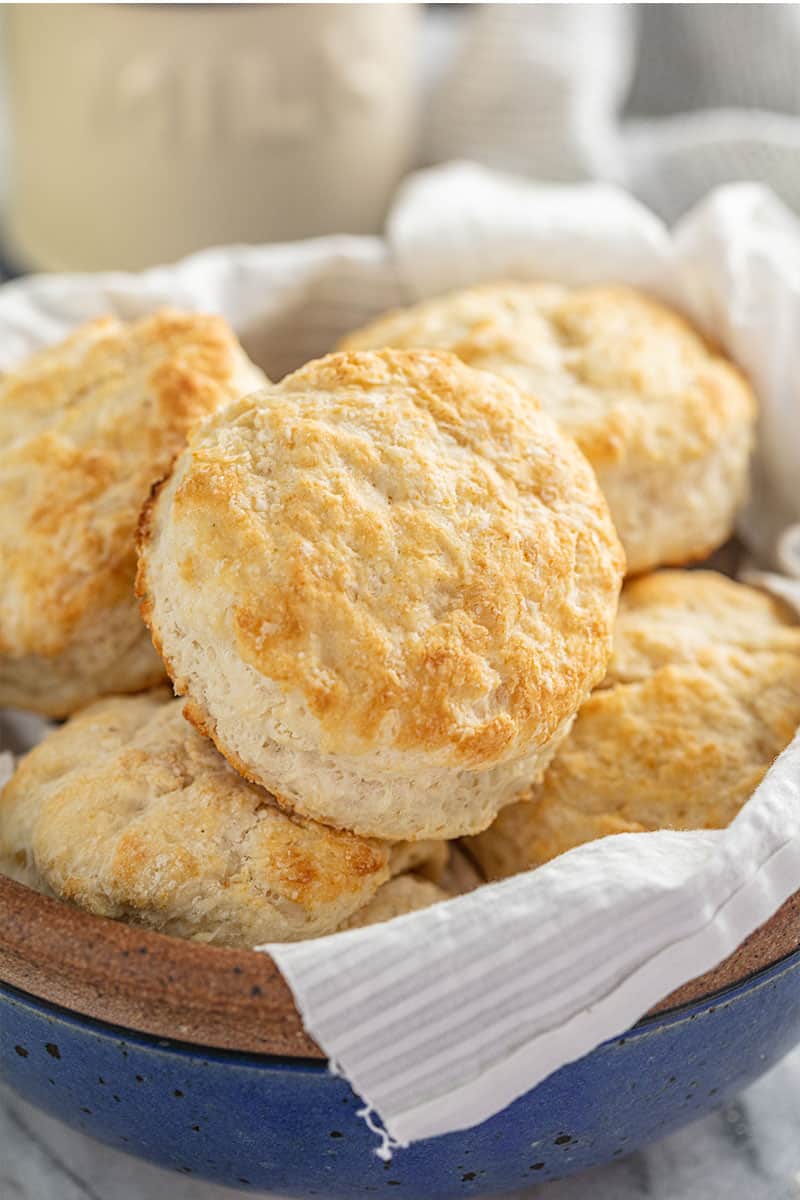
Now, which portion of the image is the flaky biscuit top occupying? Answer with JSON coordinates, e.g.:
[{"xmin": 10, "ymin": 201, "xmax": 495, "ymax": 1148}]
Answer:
[
  {"xmin": 139, "ymin": 350, "xmax": 624, "ymax": 770},
  {"xmin": 0, "ymin": 691, "xmax": 417, "ymax": 945},
  {"xmin": 340, "ymin": 283, "xmax": 756, "ymax": 469},
  {"xmin": 605, "ymin": 569, "xmax": 800, "ymax": 685},
  {"xmin": 468, "ymin": 571, "xmax": 800, "ymax": 879},
  {"xmin": 0, "ymin": 310, "xmax": 265, "ymax": 661}
]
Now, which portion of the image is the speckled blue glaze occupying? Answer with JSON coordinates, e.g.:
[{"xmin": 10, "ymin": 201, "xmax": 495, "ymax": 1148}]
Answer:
[{"xmin": 3, "ymin": 951, "xmax": 800, "ymax": 1197}]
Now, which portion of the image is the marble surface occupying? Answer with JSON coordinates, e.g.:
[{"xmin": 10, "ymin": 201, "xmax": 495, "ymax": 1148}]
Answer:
[{"xmin": 5, "ymin": 1049, "xmax": 800, "ymax": 1200}]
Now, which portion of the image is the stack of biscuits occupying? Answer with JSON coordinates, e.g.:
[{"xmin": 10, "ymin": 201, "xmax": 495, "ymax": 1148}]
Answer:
[{"xmin": 2, "ymin": 282, "xmax": 798, "ymax": 949}]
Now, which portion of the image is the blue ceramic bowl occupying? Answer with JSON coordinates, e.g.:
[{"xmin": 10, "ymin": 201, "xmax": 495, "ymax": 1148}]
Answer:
[{"xmin": 4, "ymin": 942, "xmax": 800, "ymax": 1197}]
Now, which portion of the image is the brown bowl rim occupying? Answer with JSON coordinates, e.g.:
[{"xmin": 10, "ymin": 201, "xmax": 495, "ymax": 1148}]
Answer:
[{"xmin": 3, "ymin": 872, "xmax": 800, "ymax": 1059}]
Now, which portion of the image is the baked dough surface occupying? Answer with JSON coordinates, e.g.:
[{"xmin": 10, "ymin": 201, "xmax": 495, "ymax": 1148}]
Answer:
[
  {"xmin": 0, "ymin": 691, "xmax": 443, "ymax": 946},
  {"xmin": 0, "ymin": 310, "xmax": 265, "ymax": 715},
  {"xmin": 468, "ymin": 571, "xmax": 800, "ymax": 878},
  {"xmin": 341, "ymin": 284, "xmax": 756, "ymax": 574},
  {"xmin": 138, "ymin": 349, "xmax": 623, "ymax": 839}
]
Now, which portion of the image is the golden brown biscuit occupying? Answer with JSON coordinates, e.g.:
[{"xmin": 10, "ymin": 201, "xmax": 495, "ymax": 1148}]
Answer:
[
  {"xmin": 468, "ymin": 571, "xmax": 800, "ymax": 879},
  {"xmin": 0, "ymin": 311, "xmax": 265, "ymax": 716},
  {"xmin": 341, "ymin": 284, "xmax": 757, "ymax": 575},
  {"xmin": 0, "ymin": 691, "xmax": 441, "ymax": 947},
  {"xmin": 137, "ymin": 349, "xmax": 624, "ymax": 841},
  {"xmin": 604, "ymin": 569, "xmax": 800, "ymax": 686}
]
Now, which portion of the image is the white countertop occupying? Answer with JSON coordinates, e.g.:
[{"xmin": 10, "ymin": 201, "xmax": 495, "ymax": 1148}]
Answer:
[{"xmin": 5, "ymin": 1045, "xmax": 800, "ymax": 1200}]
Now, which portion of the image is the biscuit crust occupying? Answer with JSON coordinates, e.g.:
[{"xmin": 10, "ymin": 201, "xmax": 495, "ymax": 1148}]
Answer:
[
  {"xmin": 0, "ymin": 311, "xmax": 265, "ymax": 715},
  {"xmin": 468, "ymin": 571, "xmax": 800, "ymax": 879},
  {"xmin": 341, "ymin": 284, "xmax": 757, "ymax": 574},
  {"xmin": 604, "ymin": 569, "xmax": 800, "ymax": 685},
  {"xmin": 0, "ymin": 691, "xmax": 424, "ymax": 947},
  {"xmin": 137, "ymin": 349, "xmax": 623, "ymax": 840},
  {"xmin": 340, "ymin": 874, "xmax": 450, "ymax": 929}
]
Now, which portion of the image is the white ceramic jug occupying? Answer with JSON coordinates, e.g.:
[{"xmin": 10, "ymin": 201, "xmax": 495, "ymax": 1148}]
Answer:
[{"xmin": 5, "ymin": 4, "xmax": 419, "ymax": 270}]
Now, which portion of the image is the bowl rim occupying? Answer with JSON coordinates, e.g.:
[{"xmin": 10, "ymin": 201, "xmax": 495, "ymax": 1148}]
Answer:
[
  {"xmin": 2, "ymin": 872, "xmax": 799, "ymax": 1058},
  {"xmin": 6, "ymin": 940, "xmax": 800, "ymax": 1072}
]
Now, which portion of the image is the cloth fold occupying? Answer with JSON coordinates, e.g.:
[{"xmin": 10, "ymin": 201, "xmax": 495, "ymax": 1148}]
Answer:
[{"xmin": 425, "ymin": 6, "xmax": 800, "ymax": 222}]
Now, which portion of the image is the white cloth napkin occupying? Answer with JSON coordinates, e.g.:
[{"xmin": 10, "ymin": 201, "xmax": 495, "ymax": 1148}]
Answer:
[
  {"xmin": 2, "ymin": 163, "xmax": 800, "ymax": 1151},
  {"xmin": 425, "ymin": 6, "xmax": 800, "ymax": 223}
]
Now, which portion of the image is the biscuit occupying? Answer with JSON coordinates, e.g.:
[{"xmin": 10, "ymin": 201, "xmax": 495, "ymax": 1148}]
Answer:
[
  {"xmin": 137, "ymin": 349, "xmax": 624, "ymax": 840},
  {"xmin": 340, "ymin": 284, "xmax": 757, "ymax": 575},
  {"xmin": 603, "ymin": 569, "xmax": 800, "ymax": 686},
  {"xmin": 0, "ymin": 690, "xmax": 443, "ymax": 947},
  {"xmin": 468, "ymin": 571, "xmax": 800, "ymax": 879},
  {"xmin": 0, "ymin": 311, "xmax": 265, "ymax": 716},
  {"xmin": 340, "ymin": 874, "xmax": 450, "ymax": 929}
]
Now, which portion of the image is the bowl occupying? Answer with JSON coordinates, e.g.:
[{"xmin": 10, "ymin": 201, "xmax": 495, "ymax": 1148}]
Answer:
[{"xmin": 3, "ymin": 873, "xmax": 800, "ymax": 1197}]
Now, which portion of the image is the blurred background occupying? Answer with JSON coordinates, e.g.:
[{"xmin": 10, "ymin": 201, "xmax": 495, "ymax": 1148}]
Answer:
[{"xmin": 3, "ymin": 3, "xmax": 800, "ymax": 272}]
